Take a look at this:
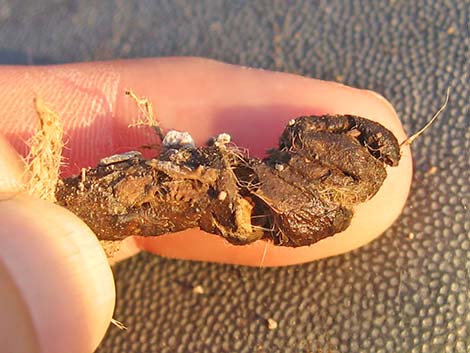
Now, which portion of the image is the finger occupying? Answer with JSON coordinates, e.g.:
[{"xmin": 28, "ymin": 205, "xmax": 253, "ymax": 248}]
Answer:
[
  {"xmin": 0, "ymin": 105, "xmax": 121, "ymax": 352},
  {"xmin": 0, "ymin": 196, "xmax": 115, "ymax": 353},
  {"xmin": 0, "ymin": 136, "xmax": 115, "ymax": 352},
  {"xmin": 0, "ymin": 58, "xmax": 412, "ymax": 266}
]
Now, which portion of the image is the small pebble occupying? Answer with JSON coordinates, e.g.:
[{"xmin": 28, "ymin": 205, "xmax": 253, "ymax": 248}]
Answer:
[
  {"xmin": 275, "ymin": 164, "xmax": 285, "ymax": 172},
  {"xmin": 214, "ymin": 133, "xmax": 231, "ymax": 146},
  {"xmin": 163, "ymin": 130, "xmax": 195, "ymax": 149},
  {"xmin": 288, "ymin": 119, "xmax": 296, "ymax": 126},
  {"xmin": 192, "ymin": 285, "xmax": 204, "ymax": 294},
  {"xmin": 267, "ymin": 318, "xmax": 278, "ymax": 330},
  {"xmin": 427, "ymin": 166, "xmax": 438, "ymax": 175},
  {"xmin": 408, "ymin": 232, "xmax": 415, "ymax": 240}
]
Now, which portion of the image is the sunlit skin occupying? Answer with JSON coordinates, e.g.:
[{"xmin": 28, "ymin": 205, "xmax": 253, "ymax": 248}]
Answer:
[{"xmin": 0, "ymin": 58, "xmax": 412, "ymax": 353}]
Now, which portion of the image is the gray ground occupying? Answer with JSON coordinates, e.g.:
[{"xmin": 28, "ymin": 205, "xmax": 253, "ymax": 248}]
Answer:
[{"xmin": 1, "ymin": 1, "xmax": 469, "ymax": 352}]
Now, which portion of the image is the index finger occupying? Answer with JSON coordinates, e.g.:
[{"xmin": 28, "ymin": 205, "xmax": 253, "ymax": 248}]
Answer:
[{"xmin": 0, "ymin": 58, "xmax": 413, "ymax": 266}]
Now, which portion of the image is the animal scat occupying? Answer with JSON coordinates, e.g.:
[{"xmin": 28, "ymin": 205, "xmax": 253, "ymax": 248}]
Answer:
[{"xmin": 55, "ymin": 114, "xmax": 400, "ymax": 247}]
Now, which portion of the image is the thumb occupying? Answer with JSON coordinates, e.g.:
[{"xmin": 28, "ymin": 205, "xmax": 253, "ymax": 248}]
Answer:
[{"xmin": 0, "ymin": 139, "xmax": 115, "ymax": 353}]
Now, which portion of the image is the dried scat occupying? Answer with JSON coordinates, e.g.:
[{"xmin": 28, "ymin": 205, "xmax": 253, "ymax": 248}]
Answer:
[
  {"xmin": 19, "ymin": 90, "xmax": 447, "ymax": 255},
  {"xmin": 56, "ymin": 114, "xmax": 400, "ymax": 247}
]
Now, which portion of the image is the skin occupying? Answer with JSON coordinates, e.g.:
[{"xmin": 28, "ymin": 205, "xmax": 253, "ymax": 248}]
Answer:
[{"xmin": 0, "ymin": 58, "xmax": 412, "ymax": 353}]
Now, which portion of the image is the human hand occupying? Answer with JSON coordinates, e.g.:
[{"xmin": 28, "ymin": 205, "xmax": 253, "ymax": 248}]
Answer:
[{"xmin": 0, "ymin": 58, "xmax": 412, "ymax": 353}]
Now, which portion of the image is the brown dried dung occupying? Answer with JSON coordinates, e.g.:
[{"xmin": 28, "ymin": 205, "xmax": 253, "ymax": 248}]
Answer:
[{"xmin": 56, "ymin": 115, "xmax": 400, "ymax": 247}]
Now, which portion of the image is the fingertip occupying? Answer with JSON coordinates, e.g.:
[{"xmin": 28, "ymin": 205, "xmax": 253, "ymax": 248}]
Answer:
[{"xmin": 0, "ymin": 196, "xmax": 115, "ymax": 353}]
